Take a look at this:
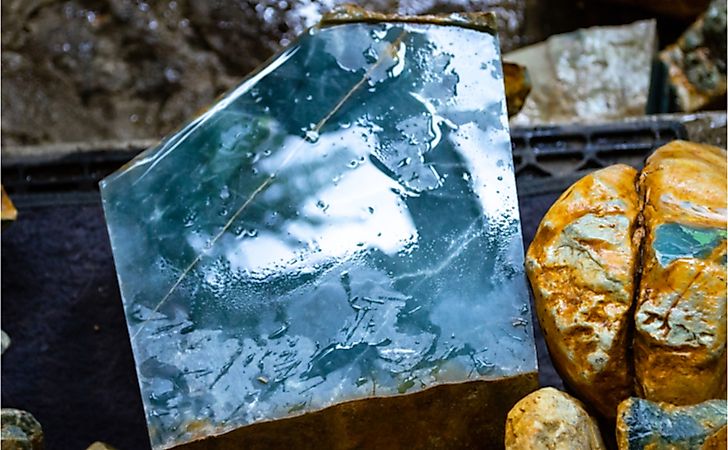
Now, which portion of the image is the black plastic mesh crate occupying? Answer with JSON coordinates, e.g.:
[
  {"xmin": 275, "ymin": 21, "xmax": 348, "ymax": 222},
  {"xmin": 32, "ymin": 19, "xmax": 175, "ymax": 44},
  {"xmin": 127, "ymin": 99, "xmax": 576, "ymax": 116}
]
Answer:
[
  {"xmin": 511, "ymin": 119, "xmax": 687, "ymax": 195},
  {"xmin": 1, "ymin": 119, "xmax": 687, "ymax": 206}
]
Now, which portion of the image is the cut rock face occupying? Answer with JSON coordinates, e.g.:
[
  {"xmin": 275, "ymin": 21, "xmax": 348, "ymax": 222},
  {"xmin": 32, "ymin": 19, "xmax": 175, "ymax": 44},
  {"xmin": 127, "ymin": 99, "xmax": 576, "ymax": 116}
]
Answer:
[
  {"xmin": 617, "ymin": 397, "xmax": 727, "ymax": 450},
  {"xmin": 526, "ymin": 140, "xmax": 727, "ymax": 418},
  {"xmin": 101, "ymin": 10, "xmax": 537, "ymax": 450}
]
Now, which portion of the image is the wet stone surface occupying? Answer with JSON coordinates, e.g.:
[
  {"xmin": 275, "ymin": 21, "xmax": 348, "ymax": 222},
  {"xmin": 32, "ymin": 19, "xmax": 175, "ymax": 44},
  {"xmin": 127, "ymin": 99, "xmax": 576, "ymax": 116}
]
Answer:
[{"xmin": 101, "ymin": 20, "xmax": 536, "ymax": 449}]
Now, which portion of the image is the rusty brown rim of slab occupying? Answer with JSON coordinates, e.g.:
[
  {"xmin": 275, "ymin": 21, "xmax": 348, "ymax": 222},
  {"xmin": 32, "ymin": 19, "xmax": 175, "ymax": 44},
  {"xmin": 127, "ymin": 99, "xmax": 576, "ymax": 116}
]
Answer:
[
  {"xmin": 168, "ymin": 372, "xmax": 538, "ymax": 449},
  {"xmin": 319, "ymin": 4, "xmax": 497, "ymax": 34}
]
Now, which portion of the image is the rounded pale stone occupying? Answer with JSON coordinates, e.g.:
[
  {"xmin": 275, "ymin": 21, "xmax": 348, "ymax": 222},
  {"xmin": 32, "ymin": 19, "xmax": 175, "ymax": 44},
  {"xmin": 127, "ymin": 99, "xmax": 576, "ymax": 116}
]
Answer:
[
  {"xmin": 526, "ymin": 164, "xmax": 640, "ymax": 418},
  {"xmin": 616, "ymin": 397, "xmax": 727, "ymax": 449},
  {"xmin": 505, "ymin": 387, "xmax": 606, "ymax": 450},
  {"xmin": 634, "ymin": 140, "xmax": 727, "ymax": 405},
  {"xmin": 1, "ymin": 330, "xmax": 10, "ymax": 354},
  {"xmin": 87, "ymin": 442, "xmax": 118, "ymax": 450}
]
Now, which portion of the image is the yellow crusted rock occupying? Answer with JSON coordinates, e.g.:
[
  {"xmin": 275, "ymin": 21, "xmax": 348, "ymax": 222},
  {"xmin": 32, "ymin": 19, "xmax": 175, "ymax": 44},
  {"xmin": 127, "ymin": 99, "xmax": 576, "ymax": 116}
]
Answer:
[
  {"xmin": 634, "ymin": 140, "xmax": 727, "ymax": 405},
  {"xmin": 505, "ymin": 387, "xmax": 606, "ymax": 450},
  {"xmin": 526, "ymin": 164, "xmax": 640, "ymax": 418},
  {"xmin": 87, "ymin": 442, "xmax": 118, "ymax": 450},
  {"xmin": 1, "ymin": 186, "xmax": 17, "ymax": 223}
]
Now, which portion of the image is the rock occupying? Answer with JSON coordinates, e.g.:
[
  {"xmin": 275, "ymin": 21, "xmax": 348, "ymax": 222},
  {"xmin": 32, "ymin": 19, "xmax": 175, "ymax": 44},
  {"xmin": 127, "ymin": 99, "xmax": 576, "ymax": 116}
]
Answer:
[
  {"xmin": 87, "ymin": 442, "xmax": 117, "ymax": 450},
  {"xmin": 0, "ymin": 409, "xmax": 43, "ymax": 450},
  {"xmin": 616, "ymin": 397, "xmax": 727, "ymax": 450},
  {"xmin": 100, "ymin": 10, "xmax": 537, "ymax": 450},
  {"xmin": 1, "ymin": 185, "xmax": 17, "ymax": 224},
  {"xmin": 1, "ymin": 330, "xmax": 10, "ymax": 354},
  {"xmin": 678, "ymin": 110, "xmax": 727, "ymax": 148},
  {"xmin": 506, "ymin": 20, "xmax": 656, "ymax": 126},
  {"xmin": 527, "ymin": 139, "xmax": 727, "ymax": 416},
  {"xmin": 503, "ymin": 62, "xmax": 531, "ymax": 117},
  {"xmin": 1, "ymin": 425, "xmax": 32, "ymax": 450},
  {"xmin": 526, "ymin": 164, "xmax": 639, "ymax": 418},
  {"xmin": 634, "ymin": 140, "xmax": 727, "ymax": 405},
  {"xmin": 660, "ymin": 0, "xmax": 727, "ymax": 112},
  {"xmin": 505, "ymin": 387, "xmax": 606, "ymax": 450}
]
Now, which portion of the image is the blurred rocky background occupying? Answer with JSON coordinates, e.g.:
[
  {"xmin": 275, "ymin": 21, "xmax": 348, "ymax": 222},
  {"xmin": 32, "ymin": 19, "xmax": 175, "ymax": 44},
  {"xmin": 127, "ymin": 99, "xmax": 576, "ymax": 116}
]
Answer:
[{"xmin": 1, "ymin": 0, "xmax": 716, "ymax": 146}]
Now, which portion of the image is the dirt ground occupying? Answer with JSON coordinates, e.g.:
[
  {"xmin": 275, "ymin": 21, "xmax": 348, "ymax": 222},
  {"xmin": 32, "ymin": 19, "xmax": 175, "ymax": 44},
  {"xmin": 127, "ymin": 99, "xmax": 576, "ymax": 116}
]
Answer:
[{"xmin": 1, "ymin": 0, "xmax": 696, "ymax": 146}]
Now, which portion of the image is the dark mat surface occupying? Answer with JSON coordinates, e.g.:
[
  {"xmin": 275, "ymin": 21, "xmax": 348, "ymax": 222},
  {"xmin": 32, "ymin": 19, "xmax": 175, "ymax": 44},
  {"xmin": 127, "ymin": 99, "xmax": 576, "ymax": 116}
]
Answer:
[{"xmin": 1, "ymin": 192, "xmax": 563, "ymax": 450}]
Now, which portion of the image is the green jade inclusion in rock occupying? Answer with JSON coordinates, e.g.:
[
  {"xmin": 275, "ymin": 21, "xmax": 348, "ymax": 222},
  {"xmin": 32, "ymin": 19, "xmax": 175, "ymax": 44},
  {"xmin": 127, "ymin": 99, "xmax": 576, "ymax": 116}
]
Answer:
[
  {"xmin": 620, "ymin": 398, "xmax": 727, "ymax": 449},
  {"xmin": 101, "ymin": 13, "xmax": 537, "ymax": 450},
  {"xmin": 653, "ymin": 223, "xmax": 728, "ymax": 266}
]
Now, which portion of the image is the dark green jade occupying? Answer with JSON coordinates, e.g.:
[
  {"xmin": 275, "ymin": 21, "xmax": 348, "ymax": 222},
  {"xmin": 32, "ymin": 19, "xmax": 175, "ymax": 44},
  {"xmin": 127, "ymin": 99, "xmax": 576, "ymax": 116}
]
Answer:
[
  {"xmin": 101, "ymin": 11, "xmax": 537, "ymax": 450},
  {"xmin": 618, "ymin": 398, "xmax": 727, "ymax": 449}
]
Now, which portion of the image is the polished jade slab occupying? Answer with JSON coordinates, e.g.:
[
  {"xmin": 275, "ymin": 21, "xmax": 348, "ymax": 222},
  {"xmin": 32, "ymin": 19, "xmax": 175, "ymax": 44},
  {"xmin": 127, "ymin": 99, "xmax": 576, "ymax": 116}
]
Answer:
[{"xmin": 101, "ymin": 20, "xmax": 536, "ymax": 449}]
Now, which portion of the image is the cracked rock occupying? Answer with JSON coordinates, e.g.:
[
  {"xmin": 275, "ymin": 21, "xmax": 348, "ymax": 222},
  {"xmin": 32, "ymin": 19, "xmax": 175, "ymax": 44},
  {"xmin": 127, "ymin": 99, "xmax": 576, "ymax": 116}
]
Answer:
[
  {"xmin": 526, "ymin": 164, "xmax": 640, "ymax": 418},
  {"xmin": 634, "ymin": 140, "xmax": 727, "ymax": 405},
  {"xmin": 527, "ymin": 140, "xmax": 727, "ymax": 417}
]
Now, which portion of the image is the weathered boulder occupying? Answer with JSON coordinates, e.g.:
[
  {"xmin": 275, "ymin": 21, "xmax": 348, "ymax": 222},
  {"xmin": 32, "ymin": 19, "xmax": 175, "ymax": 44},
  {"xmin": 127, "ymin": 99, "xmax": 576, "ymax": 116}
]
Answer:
[
  {"xmin": 1, "ymin": 186, "xmax": 17, "ymax": 225},
  {"xmin": 506, "ymin": 20, "xmax": 656, "ymax": 126},
  {"xmin": 660, "ymin": 0, "xmax": 727, "ymax": 112},
  {"xmin": 87, "ymin": 442, "xmax": 118, "ymax": 450},
  {"xmin": 503, "ymin": 62, "xmax": 531, "ymax": 117},
  {"xmin": 505, "ymin": 387, "xmax": 606, "ymax": 450},
  {"xmin": 527, "ymin": 140, "xmax": 727, "ymax": 417},
  {"xmin": 0, "ymin": 409, "xmax": 43, "ymax": 450},
  {"xmin": 526, "ymin": 164, "xmax": 639, "ymax": 418},
  {"xmin": 634, "ymin": 140, "xmax": 727, "ymax": 405},
  {"xmin": 617, "ymin": 397, "xmax": 727, "ymax": 450}
]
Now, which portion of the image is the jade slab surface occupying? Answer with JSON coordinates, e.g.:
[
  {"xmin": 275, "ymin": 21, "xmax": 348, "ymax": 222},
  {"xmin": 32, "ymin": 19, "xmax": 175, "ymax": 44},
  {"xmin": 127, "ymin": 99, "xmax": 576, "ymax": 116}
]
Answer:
[{"xmin": 101, "ymin": 20, "xmax": 536, "ymax": 449}]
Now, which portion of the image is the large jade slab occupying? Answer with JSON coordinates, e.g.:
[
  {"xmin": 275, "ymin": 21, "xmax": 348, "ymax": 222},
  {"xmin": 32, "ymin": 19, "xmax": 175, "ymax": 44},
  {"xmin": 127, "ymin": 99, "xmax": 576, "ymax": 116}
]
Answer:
[{"xmin": 101, "ymin": 10, "xmax": 537, "ymax": 449}]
